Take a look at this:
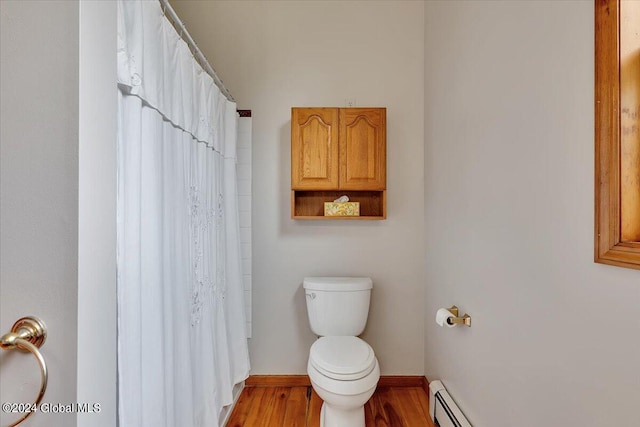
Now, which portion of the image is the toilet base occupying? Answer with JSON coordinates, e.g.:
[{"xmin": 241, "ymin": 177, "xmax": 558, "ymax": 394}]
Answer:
[{"xmin": 320, "ymin": 401, "xmax": 365, "ymax": 427}]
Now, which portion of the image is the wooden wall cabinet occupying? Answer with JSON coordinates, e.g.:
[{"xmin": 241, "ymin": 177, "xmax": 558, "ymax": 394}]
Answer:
[{"xmin": 291, "ymin": 107, "xmax": 386, "ymax": 219}]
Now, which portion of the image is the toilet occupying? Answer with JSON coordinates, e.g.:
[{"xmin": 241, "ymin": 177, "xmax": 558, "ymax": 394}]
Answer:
[{"xmin": 303, "ymin": 277, "xmax": 380, "ymax": 427}]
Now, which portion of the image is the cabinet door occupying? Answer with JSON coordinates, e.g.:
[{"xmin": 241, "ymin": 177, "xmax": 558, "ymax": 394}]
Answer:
[
  {"xmin": 339, "ymin": 108, "xmax": 386, "ymax": 190},
  {"xmin": 291, "ymin": 108, "xmax": 339, "ymax": 190}
]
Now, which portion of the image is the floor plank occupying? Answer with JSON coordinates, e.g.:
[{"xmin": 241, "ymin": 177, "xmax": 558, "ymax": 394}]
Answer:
[
  {"xmin": 242, "ymin": 387, "xmax": 275, "ymax": 426},
  {"xmin": 227, "ymin": 384, "xmax": 434, "ymax": 427},
  {"xmin": 390, "ymin": 388, "xmax": 429, "ymax": 427},
  {"xmin": 365, "ymin": 391, "xmax": 391, "ymax": 427},
  {"xmin": 375, "ymin": 387, "xmax": 404, "ymax": 427},
  {"xmin": 307, "ymin": 388, "xmax": 322, "ymax": 427},
  {"xmin": 280, "ymin": 386, "xmax": 308, "ymax": 427},
  {"xmin": 225, "ymin": 386, "xmax": 258, "ymax": 427},
  {"xmin": 266, "ymin": 387, "xmax": 291, "ymax": 426},
  {"xmin": 409, "ymin": 387, "xmax": 431, "ymax": 423}
]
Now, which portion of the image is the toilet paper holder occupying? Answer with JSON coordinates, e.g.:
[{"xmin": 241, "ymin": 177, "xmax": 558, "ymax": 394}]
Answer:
[{"xmin": 445, "ymin": 306, "xmax": 472, "ymax": 327}]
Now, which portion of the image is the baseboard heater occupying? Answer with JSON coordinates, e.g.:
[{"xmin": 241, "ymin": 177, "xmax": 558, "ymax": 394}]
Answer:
[{"xmin": 429, "ymin": 380, "xmax": 472, "ymax": 427}]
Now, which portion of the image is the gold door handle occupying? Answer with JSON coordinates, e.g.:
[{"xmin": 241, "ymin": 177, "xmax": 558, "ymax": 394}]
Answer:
[{"xmin": 0, "ymin": 316, "xmax": 48, "ymax": 427}]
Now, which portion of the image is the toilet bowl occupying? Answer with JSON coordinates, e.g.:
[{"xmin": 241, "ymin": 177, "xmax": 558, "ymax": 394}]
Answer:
[
  {"xmin": 303, "ymin": 277, "xmax": 380, "ymax": 427},
  {"xmin": 307, "ymin": 336, "xmax": 380, "ymax": 427}
]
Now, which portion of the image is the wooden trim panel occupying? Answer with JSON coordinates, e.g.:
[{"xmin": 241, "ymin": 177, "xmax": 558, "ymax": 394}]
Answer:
[
  {"xmin": 594, "ymin": 0, "xmax": 640, "ymax": 270},
  {"xmin": 421, "ymin": 375, "xmax": 430, "ymax": 395},
  {"xmin": 245, "ymin": 375, "xmax": 311, "ymax": 387},
  {"xmin": 377, "ymin": 376, "xmax": 427, "ymax": 388}
]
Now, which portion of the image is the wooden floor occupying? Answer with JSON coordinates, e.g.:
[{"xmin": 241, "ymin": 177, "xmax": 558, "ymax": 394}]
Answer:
[{"xmin": 226, "ymin": 385, "xmax": 436, "ymax": 427}]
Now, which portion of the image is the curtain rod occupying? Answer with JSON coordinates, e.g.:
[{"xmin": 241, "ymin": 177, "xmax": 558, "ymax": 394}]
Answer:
[{"xmin": 158, "ymin": 0, "xmax": 235, "ymax": 102}]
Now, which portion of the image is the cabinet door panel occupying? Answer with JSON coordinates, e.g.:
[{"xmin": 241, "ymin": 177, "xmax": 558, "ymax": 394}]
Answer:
[
  {"xmin": 339, "ymin": 108, "xmax": 386, "ymax": 190},
  {"xmin": 291, "ymin": 108, "xmax": 339, "ymax": 190}
]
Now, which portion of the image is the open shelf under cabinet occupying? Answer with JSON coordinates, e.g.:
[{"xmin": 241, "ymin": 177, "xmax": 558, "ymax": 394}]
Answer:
[{"xmin": 291, "ymin": 190, "xmax": 386, "ymax": 220}]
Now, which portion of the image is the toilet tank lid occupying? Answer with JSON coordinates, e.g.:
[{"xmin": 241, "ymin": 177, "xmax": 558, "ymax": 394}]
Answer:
[{"xmin": 303, "ymin": 277, "xmax": 372, "ymax": 291}]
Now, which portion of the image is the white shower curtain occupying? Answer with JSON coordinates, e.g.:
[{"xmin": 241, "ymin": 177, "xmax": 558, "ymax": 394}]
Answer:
[{"xmin": 116, "ymin": 1, "xmax": 250, "ymax": 426}]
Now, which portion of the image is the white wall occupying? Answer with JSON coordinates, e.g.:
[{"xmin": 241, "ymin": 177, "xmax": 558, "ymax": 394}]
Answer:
[
  {"xmin": 237, "ymin": 117, "xmax": 253, "ymax": 338},
  {"xmin": 77, "ymin": 1, "xmax": 118, "ymax": 425},
  {"xmin": 0, "ymin": 2, "xmax": 78, "ymax": 426},
  {"xmin": 171, "ymin": 0, "xmax": 426, "ymax": 374},
  {"xmin": 424, "ymin": 1, "xmax": 640, "ymax": 426}
]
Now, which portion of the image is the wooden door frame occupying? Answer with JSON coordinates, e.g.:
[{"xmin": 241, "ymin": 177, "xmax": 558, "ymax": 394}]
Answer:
[{"xmin": 594, "ymin": 0, "xmax": 640, "ymax": 270}]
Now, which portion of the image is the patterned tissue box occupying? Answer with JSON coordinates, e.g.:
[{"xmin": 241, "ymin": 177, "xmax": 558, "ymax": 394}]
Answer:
[{"xmin": 324, "ymin": 202, "xmax": 360, "ymax": 217}]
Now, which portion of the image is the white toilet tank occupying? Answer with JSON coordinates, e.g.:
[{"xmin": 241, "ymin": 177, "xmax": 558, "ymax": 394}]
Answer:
[{"xmin": 303, "ymin": 277, "xmax": 373, "ymax": 336}]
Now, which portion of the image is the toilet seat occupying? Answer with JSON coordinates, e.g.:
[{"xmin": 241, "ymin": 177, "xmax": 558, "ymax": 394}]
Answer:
[{"xmin": 310, "ymin": 336, "xmax": 376, "ymax": 381}]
